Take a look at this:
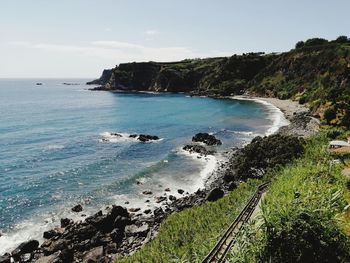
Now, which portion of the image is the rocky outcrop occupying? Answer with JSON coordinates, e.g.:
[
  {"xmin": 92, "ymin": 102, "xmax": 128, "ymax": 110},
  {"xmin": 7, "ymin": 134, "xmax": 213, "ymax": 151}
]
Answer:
[
  {"xmin": 192, "ymin": 133, "xmax": 222, "ymax": 146},
  {"xmin": 182, "ymin": 144, "xmax": 215, "ymax": 156},
  {"xmin": 137, "ymin": 134, "xmax": 160, "ymax": 142},
  {"xmin": 87, "ymin": 54, "xmax": 270, "ymax": 96}
]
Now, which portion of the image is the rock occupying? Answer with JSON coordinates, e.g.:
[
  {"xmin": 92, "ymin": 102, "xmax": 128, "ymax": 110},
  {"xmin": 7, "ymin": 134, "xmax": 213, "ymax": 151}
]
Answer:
[
  {"xmin": 124, "ymin": 201, "xmax": 130, "ymax": 204},
  {"xmin": 0, "ymin": 255, "xmax": 10, "ymax": 263},
  {"xmin": 110, "ymin": 133, "xmax": 122, "ymax": 137},
  {"xmin": 43, "ymin": 228, "xmax": 64, "ymax": 239},
  {"xmin": 137, "ymin": 134, "xmax": 159, "ymax": 142},
  {"xmin": 206, "ymin": 188, "xmax": 224, "ymax": 202},
  {"xmin": 153, "ymin": 207, "xmax": 165, "ymax": 222},
  {"xmin": 129, "ymin": 134, "xmax": 138, "ymax": 138},
  {"xmin": 177, "ymin": 189, "xmax": 185, "ymax": 194},
  {"xmin": 42, "ymin": 240, "xmax": 67, "ymax": 255},
  {"xmin": 110, "ymin": 228, "xmax": 124, "ymax": 243},
  {"xmin": 61, "ymin": 218, "xmax": 73, "ymax": 228},
  {"xmin": 128, "ymin": 208, "xmax": 141, "ymax": 213},
  {"xmin": 11, "ymin": 240, "xmax": 39, "ymax": 258},
  {"xmin": 144, "ymin": 209, "xmax": 151, "ymax": 214},
  {"xmin": 227, "ymin": 181, "xmax": 239, "ymax": 191},
  {"xmin": 72, "ymin": 204, "xmax": 83, "ymax": 212},
  {"xmin": 169, "ymin": 195, "xmax": 177, "ymax": 201},
  {"xmin": 125, "ymin": 224, "xmax": 149, "ymax": 238},
  {"xmin": 192, "ymin": 133, "xmax": 222, "ymax": 146},
  {"xmin": 82, "ymin": 246, "xmax": 104, "ymax": 263},
  {"xmin": 182, "ymin": 144, "xmax": 215, "ymax": 156},
  {"xmin": 35, "ymin": 253, "xmax": 59, "ymax": 263},
  {"xmin": 86, "ymin": 206, "xmax": 129, "ymax": 233},
  {"xmin": 164, "ymin": 188, "xmax": 171, "ymax": 192},
  {"xmin": 142, "ymin": 191, "xmax": 153, "ymax": 195},
  {"xmin": 155, "ymin": 196, "xmax": 167, "ymax": 203}
]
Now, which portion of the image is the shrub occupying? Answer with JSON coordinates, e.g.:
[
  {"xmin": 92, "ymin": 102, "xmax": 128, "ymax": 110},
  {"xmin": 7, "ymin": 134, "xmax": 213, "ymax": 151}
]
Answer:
[
  {"xmin": 226, "ymin": 134, "xmax": 305, "ymax": 181},
  {"xmin": 324, "ymin": 107, "xmax": 337, "ymax": 124}
]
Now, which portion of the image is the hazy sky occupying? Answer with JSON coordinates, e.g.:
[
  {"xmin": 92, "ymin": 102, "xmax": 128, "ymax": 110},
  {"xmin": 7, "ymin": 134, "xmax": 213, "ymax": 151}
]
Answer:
[{"xmin": 1, "ymin": 0, "xmax": 349, "ymax": 78}]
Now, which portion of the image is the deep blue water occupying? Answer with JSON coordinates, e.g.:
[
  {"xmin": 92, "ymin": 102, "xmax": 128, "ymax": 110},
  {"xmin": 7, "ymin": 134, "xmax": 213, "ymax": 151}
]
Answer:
[{"xmin": 0, "ymin": 79, "xmax": 284, "ymax": 252}]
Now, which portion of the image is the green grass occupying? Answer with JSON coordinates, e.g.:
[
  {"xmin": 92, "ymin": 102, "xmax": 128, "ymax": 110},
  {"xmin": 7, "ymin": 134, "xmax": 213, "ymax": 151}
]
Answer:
[
  {"xmin": 116, "ymin": 179, "xmax": 263, "ymax": 263},
  {"xmin": 228, "ymin": 133, "xmax": 350, "ymax": 262}
]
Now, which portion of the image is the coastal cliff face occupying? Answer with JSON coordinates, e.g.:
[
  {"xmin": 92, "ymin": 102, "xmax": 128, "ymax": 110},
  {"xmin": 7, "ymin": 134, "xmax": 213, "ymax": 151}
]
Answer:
[
  {"xmin": 88, "ymin": 37, "xmax": 350, "ymax": 127},
  {"xmin": 88, "ymin": 54, "xmax": 271, "ymax": 95}
]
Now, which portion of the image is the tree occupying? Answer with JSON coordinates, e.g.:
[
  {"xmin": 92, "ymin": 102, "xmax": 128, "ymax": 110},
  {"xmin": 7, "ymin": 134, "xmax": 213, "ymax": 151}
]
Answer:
[
  {"xmin": 295, "ymin": 41, "xmax": 305, "ymax": 49},
  {"xmin": 304, "ymin": 38, "xmax": 328, "ymax": 47},
  {"xmin": 335, "ymin": 35, "xmax": 349, "ymax": 43}
]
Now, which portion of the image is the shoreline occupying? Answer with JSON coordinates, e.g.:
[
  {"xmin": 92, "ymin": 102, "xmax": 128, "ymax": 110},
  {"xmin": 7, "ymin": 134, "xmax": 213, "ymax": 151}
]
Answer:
[{"xmin": 1, "ymin": 94, "xmax": 320, "ymax": 263}]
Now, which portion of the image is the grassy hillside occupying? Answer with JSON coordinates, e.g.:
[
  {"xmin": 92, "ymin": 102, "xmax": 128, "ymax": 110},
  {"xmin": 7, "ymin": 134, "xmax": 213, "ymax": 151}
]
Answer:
[
  {"xmin": 228, "ymin": 133, "xmax": 350, "ymax": 262},
  {"xmin": 114, "ymin": 133, "xmax": 350, "ymax": 263},
  {"xmin": 116, "ymin": 180, "xmax": 262, "ymax": 263}
]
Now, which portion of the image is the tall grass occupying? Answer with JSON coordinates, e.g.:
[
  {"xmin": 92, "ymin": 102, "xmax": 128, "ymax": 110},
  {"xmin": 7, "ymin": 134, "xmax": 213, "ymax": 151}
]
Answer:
[
  {"xmin": 116, "ymin": 180, "xmax": 262, "ymax": 263},
  {"xmin": 228, "ymin": 133, "xmax": 350, "ymax": 262}
]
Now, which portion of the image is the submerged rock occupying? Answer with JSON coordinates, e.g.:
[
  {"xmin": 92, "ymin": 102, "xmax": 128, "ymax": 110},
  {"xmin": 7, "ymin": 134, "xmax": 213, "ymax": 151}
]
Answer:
[{"xmin": 192, "ymin": 133, "xmax": 222, "ymax": 146}]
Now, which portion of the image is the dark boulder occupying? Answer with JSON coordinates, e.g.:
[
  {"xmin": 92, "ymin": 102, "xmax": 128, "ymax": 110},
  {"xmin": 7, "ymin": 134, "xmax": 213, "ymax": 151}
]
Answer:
[
  {"xmin": 192, "ymin": 133, "xmax": 222, "ymax": 146},
  {"xmin": 42, "ymin": 240, "xmax": 68, "ymax": 256},
  {"xmin": 169, "ymin": 195, "xmax": 177, "ymax": 201},
  {"xmin": 227, "ymin": 181, "xmax": 239, "ymax": 191},
  {"xmin": 155, "ymin": 196, "xmax": 167, "ymax": 203},
  {"xmin": 72, "ymin": 204, "xmax": 83, "ymax": 212},
  {"xmin": 43, "ymin": 228, "xmax": 64, "ymax": 239},
  {"xmin": 11, "ymin": 240, "xmax": 39, "ymax": 258},
  {"xmin": 182, "ymin": 144, "xmax": 215, "ymax": 156},
  {"xmin": 177, "ymin": 189, "xmax": 185, "ymax": 194},
  {"xmin": 138, "ymin": 134, "xmax": 160, "ymax": 142},
  {"xmin": 114, "ymin": 215, "xmax": 130, "ymax": 230},
  {"xmin": 125, "ymin": 223, "xmax": 149, "ymax": 238},
  {"xmin": 110, "ymin": 228, "xmax": 124, "ymax": 243},
  {"xmin": 82, "ymin": 246, "xmax": 104, "ymax": 263},
  {"xmin": 142, "ymin": 191, "xmax": 153, "ymax": 195},
  {"xmin": 0, "ymin": 254, "xmax": 10, "ymax": 263},
  {"xmin": 206, "ymin": 188, "xmax": 224, "ymax": 202},
  {"xmin": 60, "ymin": 218, "xmax": 73, "ymax": 228}
]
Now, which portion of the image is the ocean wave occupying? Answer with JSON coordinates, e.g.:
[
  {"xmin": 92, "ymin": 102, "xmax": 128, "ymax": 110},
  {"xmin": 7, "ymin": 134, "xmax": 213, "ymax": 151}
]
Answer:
[
  {"xmin": 232, "ymin": 96, "xmax": 289, "ymax": 135},
  {"xmin": 44, "ymin": 144, "xmax": 65, "ymax": 150},
  {"xmin": 99, "ymin": 132, "xmax": 163, "ymax": 143}
]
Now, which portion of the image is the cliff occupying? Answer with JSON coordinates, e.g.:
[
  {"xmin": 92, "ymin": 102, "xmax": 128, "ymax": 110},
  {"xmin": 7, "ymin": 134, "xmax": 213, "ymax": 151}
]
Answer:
[{"xmin": 88, "ymin": 37, "xmax": 350, "ymax": 127}]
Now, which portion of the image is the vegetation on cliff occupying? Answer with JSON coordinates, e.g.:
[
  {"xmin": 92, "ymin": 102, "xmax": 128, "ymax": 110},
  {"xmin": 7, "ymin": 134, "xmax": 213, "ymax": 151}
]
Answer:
[
  {"xmin": 89, "ymin": 36, "xmax": 350, "ymax": 128},
  {"xmin": 228, "ymin": 133, "xmax": 350, "ymax": 262}
]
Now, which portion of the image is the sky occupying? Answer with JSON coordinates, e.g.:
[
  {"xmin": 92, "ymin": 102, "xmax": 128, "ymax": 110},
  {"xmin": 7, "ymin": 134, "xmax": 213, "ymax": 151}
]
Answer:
[{"xmin": 0, "ymin": 0, "xmax": 349, "ymax": 78}]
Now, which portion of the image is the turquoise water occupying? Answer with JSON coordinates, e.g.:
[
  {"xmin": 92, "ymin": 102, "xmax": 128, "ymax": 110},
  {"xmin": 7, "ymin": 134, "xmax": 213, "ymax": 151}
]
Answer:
[{"xmin": 0, "ymin": 79, "xmax": 284, "ymax": 252}]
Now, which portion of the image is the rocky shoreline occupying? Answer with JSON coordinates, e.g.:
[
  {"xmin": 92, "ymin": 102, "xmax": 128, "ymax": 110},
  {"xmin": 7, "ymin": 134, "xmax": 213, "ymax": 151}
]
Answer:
[{"xmin": 0, "ymin": 98, "xmax": 319, "ymax": 263}]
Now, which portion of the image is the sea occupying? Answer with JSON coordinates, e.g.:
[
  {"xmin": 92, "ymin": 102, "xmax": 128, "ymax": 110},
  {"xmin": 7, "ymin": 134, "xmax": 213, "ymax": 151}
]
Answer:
[{"xmin": 0, "ymin": 79, "xmax": 288, "ymax": 253}]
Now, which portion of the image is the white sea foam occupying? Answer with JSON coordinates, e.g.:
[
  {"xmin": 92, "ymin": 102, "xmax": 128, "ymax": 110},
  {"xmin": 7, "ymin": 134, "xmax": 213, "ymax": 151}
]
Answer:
[
  {"xmin": 44, "ymin": 144, "xmax": 65, "ymax": 150},
  {"xmin": 177, "ymin": 148, "xmax": 217, "ymax": 180},
  {"xmin": 99, "ymin": 132, "xmax": 163, "ymax": 143},
  {"xmin": 232, "ymin": 96, "xmax": 290, "ymax": 135}
]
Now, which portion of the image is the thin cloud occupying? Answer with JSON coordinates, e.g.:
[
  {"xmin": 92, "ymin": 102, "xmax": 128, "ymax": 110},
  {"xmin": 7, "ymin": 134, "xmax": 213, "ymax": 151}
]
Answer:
[
  {"xmin": 144, "ymin": 30, "xmax": 159, "ymax": 36},
  {"xmin": 9, "ymin": 40, "xmax": 232, "ymax": 63}
]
